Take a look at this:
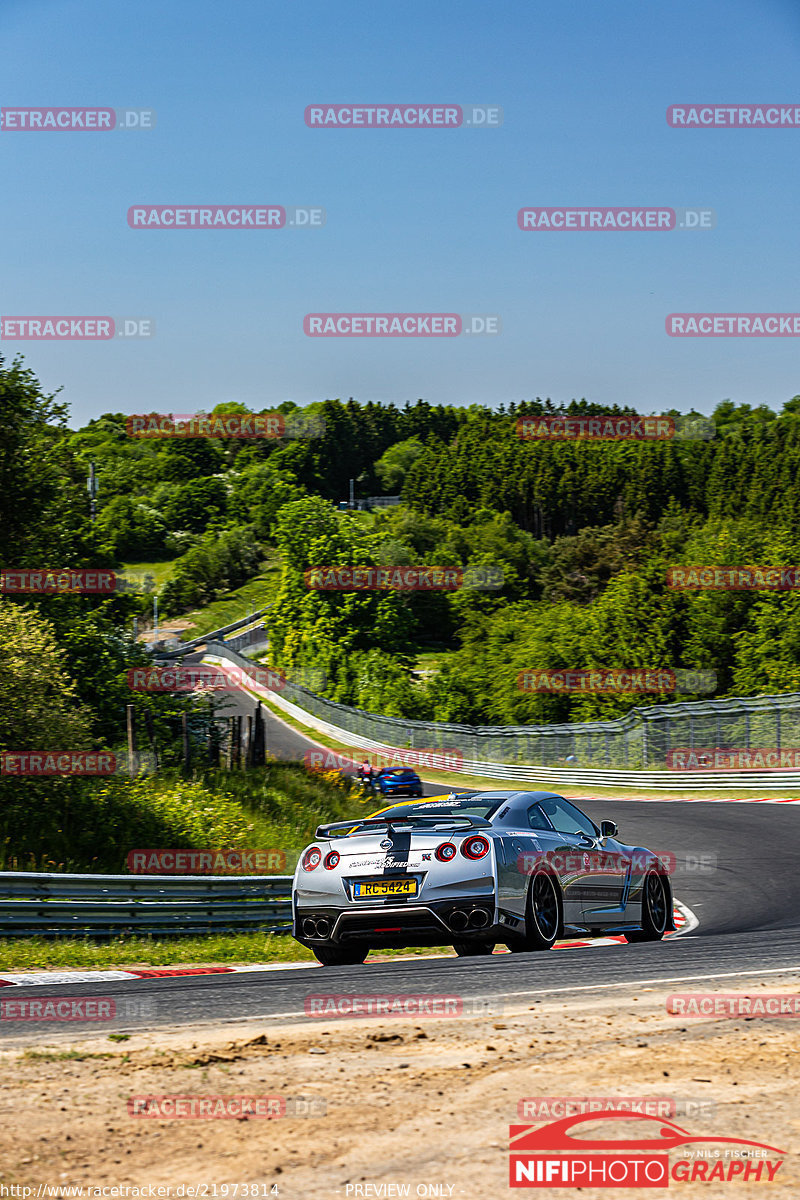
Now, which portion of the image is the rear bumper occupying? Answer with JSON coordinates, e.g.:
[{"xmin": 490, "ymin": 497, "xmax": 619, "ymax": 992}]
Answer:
[{"xmin": 294, "ymin": 896, "xmax": 499, "ymax": 948}]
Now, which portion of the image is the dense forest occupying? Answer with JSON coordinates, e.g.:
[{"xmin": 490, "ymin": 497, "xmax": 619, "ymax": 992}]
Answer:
[{"xmin": 3, "ymin": 352, "xmax": 800, "ymax": 741}]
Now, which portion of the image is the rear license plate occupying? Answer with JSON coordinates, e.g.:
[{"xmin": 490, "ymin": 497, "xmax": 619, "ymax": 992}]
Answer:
[{"xmin": 352, "ymin": 879, "xmax": 418, "ymax": 899}]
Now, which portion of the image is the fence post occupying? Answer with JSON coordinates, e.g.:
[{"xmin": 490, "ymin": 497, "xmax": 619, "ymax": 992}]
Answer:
[
  {"xmin": 235, "ymin": 715, "xmax": 243, "ymax": 767},
  {"xmin": 253, "ymin": 702, "xmax": 265, "ymax": 766},
  {"xmin": 245, "ymin": 715, "xmax": 254, "ymax": 767},
  {"xmin": 182, "ymin": 712, "xmax": 191, "ymax": 773},
  {"xmin": 208, "ymin": 720, "xmax": 221, "ymax": 767},
  {"xmin": 143, "ymin": 710, "xmax": 159, "ymax": 773},
  {"xmin": 126, "ymin": 705, "xmax": 137, "ymax": 777}
]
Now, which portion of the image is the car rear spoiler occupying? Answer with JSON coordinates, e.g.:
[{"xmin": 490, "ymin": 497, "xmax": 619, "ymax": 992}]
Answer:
[{"xmin": 316, "ymin": 815, "xmax": 492, "ymax": 839}]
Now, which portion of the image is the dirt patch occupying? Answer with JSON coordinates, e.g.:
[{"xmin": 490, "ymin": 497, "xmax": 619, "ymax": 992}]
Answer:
[
  {"xmin": 0, "ymin": 973, "xmax": 797, "ymax": 1199},
  {"xmin": 138, "ymin": 618, "xmax": 197, "ymax": 646}
]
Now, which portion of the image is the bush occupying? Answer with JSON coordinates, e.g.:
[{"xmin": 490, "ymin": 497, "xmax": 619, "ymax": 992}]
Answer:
[
  {"xmin": 160, "ymin": 526, "xmax": 262, "ymax": 614},
  {"xmin": 0, "ymin": 763, "xmax": 367, "ymax": 873}
]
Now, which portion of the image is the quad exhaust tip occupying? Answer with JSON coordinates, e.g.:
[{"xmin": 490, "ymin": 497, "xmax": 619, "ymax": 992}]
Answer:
[
  {"xmin": 301, "ymin": 916, "xmax": 331, "ymax": 939},
  {"xmin": 448, "ymin": 907, "xmax": 491, "ymax": 932}
]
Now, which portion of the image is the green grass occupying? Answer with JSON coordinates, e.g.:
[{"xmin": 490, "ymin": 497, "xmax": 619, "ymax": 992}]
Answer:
[
  {"xmin": 181, "ymin": 562, "xmax": 282, "ymax": 641},
  {"xmin": 23, "ymin": 1049, "xmax": 117, "ymax": 1061},
  {"xmin": 120, "ymin": 558, "xmax": 179, "ymax": 590},
  {"xmin": 0, "ymin": 933, "xmax": 453, "ymax": 972},
  {"xmin": 413, "ymin": 648, "xmax": 456, "ymax": 676}
]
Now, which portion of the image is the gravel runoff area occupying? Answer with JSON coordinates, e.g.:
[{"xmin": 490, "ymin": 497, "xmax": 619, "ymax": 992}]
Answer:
[{"xmin": 0, "ymin": 970, "xmax": 797, "ymax": 1199}]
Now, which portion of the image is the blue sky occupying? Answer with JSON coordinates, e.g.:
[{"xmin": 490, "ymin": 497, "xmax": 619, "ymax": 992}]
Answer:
[{"xmin": 2, "ymin": 0, "xmax": 799, "ymax": 426}]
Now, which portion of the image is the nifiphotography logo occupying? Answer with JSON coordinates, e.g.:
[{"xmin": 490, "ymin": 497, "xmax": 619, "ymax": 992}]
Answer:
[{"xmin": 509, "ymin": 1111, "xmax": 785, "ymax": 1187}]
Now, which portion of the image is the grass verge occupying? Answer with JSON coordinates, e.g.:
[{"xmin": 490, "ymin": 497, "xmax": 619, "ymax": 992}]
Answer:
[
  {"xmin": 0, "ymin": 934, "xmax": 452, "ymax": 972},
  {"xmin": 181, "ymin": 563, "xmax": 281, "ymax": 641}
]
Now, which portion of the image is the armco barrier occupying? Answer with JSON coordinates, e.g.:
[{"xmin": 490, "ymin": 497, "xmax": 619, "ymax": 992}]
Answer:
[
  {"xmin": 154, "ymin": 608, "xmax": 271, "ymax": 659},
  {"xmin": 0, "ymin": 872, "xmax": 293, "ymax": 937},
  {"xmin": 202, "ymin": 644, "xmax": 800, "ymax": 790}
]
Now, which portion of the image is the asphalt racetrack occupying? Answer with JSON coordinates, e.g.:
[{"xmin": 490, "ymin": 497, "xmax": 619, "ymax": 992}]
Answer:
[{"xmin": 2, "ymin": 694, "xmax": 799, "ymax": 1045}]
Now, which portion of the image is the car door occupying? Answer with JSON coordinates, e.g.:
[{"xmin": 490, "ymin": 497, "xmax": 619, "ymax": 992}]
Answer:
[{"xmin": 536, "ymin": 795, "xmax": 628, "ymax": 925}]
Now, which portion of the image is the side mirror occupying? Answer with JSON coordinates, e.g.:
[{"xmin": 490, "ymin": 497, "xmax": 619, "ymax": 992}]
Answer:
[{"xmin": 600, "ymin": 820, "xmax": 618, "ymax": 839}]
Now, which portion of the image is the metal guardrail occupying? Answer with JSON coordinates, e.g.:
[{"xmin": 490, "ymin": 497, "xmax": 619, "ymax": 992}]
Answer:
[
  {"xmin": 154, "ymin": 608, "xmax": 271, "ymax": 660},
  {"xmin": 0, "ymin": 873, "xmax": 294, "ymax": 938}
]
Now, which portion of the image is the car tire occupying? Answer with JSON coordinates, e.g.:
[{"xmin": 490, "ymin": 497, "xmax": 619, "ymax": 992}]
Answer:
[
  {"xmin": 624, "ymin": 870, "xmax": 669, "ymax": 943},
  {"xmin": 452, "ymin": 941, "xmax": 495, "ymax": 957},
  {"xmin": 312, "ymin": 945, "xmax": 369, "ymax": 966},
  {"xmin": 506, "ymin": 870, "xmax": 560, "ymax": 952}
]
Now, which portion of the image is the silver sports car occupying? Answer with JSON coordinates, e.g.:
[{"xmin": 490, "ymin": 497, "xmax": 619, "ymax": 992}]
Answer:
[{"xmin": 292, "ymin": 790, "xmax": 675, "ymax": 965}]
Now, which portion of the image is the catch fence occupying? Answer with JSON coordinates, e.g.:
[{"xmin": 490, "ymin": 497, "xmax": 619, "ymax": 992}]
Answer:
[{"xmin": 205, "ymin": 643, "xmax": 800, "ymax": 773}]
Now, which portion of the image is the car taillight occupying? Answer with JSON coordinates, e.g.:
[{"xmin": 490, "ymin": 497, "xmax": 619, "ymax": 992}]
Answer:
[
  {"xmin": 435, "ymin": 842, "xmax": 457, "ymax": 862},
  {"xmin": 302, "ymin": 847, "xmax": 322, "ymax": 871},
  {"xmin": 324, "ymin": 851, "xmax": 340, "ymax": 870},
  {"xmin": 461, "ymin": 835, "xmax": 490, "ymax": 860}
]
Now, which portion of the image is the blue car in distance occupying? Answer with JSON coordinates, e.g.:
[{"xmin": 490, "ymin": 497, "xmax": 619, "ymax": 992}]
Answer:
[{"xmin": 374, "ymin": 767, "xmax": 424, "ymax": 797}]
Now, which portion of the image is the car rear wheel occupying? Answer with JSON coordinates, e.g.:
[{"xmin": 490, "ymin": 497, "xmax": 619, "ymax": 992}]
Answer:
[
  {"xmin": 624, "ymin": 870, "xmax": 668, "ymax": 942},
  {"xmin": 507, "ymin": 871, "xmax": 560, "ymax": 952},
  {"xmin": 312, "ymin": 945, "xmax": 369, "ymax": 966},
  {"xmin": 452, "ymin": 941, "xmax": 495, "ymax": 957}
]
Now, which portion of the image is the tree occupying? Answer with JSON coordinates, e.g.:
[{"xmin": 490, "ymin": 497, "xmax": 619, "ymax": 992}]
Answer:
[
  {"xmin": 374, "ymin": 437, "xmax": 425, "ymax": 493},
  {"xmin": 0, "ymin": 355, "xmax": 87, "ymax": 564},
  {"xmin": 163, "ymin": 478, "xmax": 229, "ymax": 532},
  {"xmin": 0, "ymin": 599, "xmax": 92, "ymax": 751}
]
